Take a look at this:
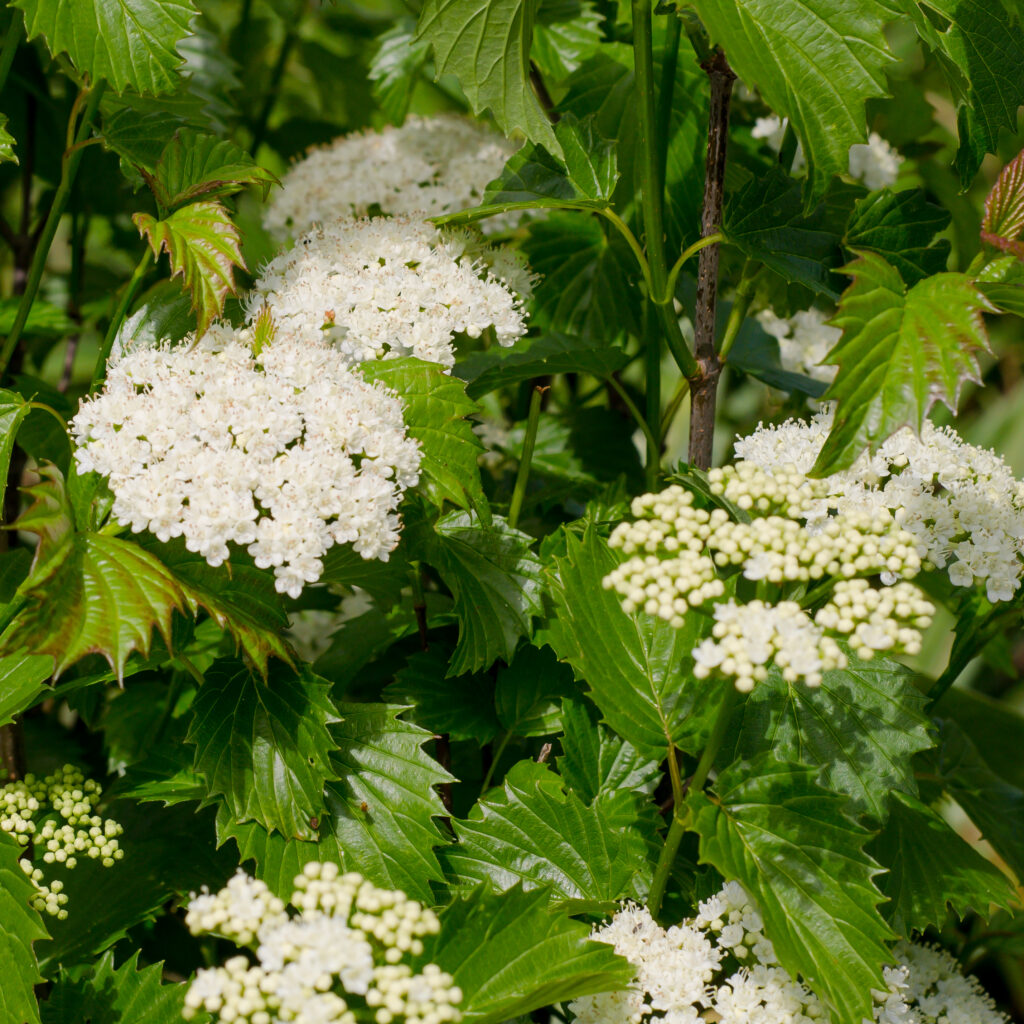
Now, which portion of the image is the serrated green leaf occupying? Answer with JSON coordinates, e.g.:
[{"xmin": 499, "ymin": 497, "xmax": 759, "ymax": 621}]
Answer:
[
  {"xmin": 812, "ymin": 253, "xmax": 992, "ymax": 474},
  {"xmin": 940, "ymin": 687, "xmax": 1024, "ymax": 791},
  {"xmin": 899, "ymin": 0, "xmax": 1024, "ymax": 185},
  {"xmin": 870, "ymin": 791, "xmax": 1014, "ymax": 934},
  {"xmin": 40, "ymin": 950, "xmax": 198, "ymax": 1024},
  {"xmin": 0, "ymin": 300, "xmax": 76, "ymax": 339},
  {"xmin": 148, "ymin": 128, "xmax": 278, "ymax": 210},
  {"xmin": 495, "ymin": 643, "xmax": 575, "ymax": 737},
  {"xmin": 531, "ymin": 0, "xmax": 602, "ymax": 81},
  {"xmin": 134, "ymin": 200, "xmax": 246, "ymax": 337},
  {"xmin": 456, "ymin": 332, "xmax": 630, "ymax": 399},
  {"xmin": 557, "ymin": 697, "xmax": 660, "ymax": 805},
  {"xmin": 114, "ymin": 741, "xmax": 207, "ymax": 806},
  {"xmin": 385, "ymin": 646, "xmax": 500, "ymax": 743},
  {"xmin": 426, "ymin": 883, "xmax": 634, "ymax": 1024},
  {"xmin": 0, "ymin": 388, "xmax": 32, "ymax": 514},
  {"xmin": 724, "ymin": 168, "xmax": 862, "ymax": 299},
  {"xmin": 406, "ymin": 507, "xmax": 544, "ymax": 675},
  {"xmin": 688, "ymin": 755, "xmax": 894, "ymax": 1023},
  {"xmin": 219, "ymin": 704, "xmax": 452, "ymax": 904},
  {"xmin": 689, "ymin": 0, "xmax": 895, "ymax": 202},
  {"xmin": 416, "ymin": 0, "xmax": 561, "ymax": 156},
  {"xmin": 362, "ymin": 358, "xmax": 486, "ymax": 514},
  {"xmin": 0, "ymin": 653, "xmax": 52, "ymax": 726},
  {"xmin": 0, "ymin": 832, "xmax": 48, "ymax": 1024},
  {"xmin": 188, "ymin": 660, "xmax": 341, "ymax": 840},
  {"xmin": 12, "ymin": 0, "xmax": 197, "ymax": 96},
  {"xmin": 725, "ymin": 653, "xmax": 934, "ymax": 822},
  {"xmin": 545, "ymin": 525, "xmax": 722, "ymax": 761},
  {"xmin": 921, "ymin": 718, "xmax": 1024, "ymax": 882},
  {"xmin": 369, "ymin": 21, "xmax": 430, "ymax": 123},
  {"xmin": 319, "ymin": 543, "xmax": 410, "ymax": 608},
  {"xmin": 982, "ymin": 148, "xmax": 1024, "ymax": 255},
  {"xmin": 440, "ymin": 759, "xmax": 649, "ymax": 904},
  {"xmin": 844, "ymin": 188, "xmax": 952, "ymax": 285},
  {"xmin": 0, "ymin": 115, "xmax": 17, "ymax": 165},
  {"xmin": 99, "ymin": 107, "xmax": 190, "ymax": 183},
  {"xmin": 438, "ymin": 114, "xmax": 617, "ymax": 226}
]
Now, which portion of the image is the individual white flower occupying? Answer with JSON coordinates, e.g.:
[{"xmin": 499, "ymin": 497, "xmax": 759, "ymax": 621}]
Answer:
[
  {"xmin": 248, "ymin": 217, "xmax": 527, "ymax": 371},
  {"xmin": 263, "ymin": 114, "xmax": 517, "ymax": 240},
  {"xmin": 756, "ymin": 306, "xmax": 839, "ymax": 384},
  {"xmin": 72, "ymin": 321, "xmax": 422, "ymax": 599},
  {"xmin": 895, "ymin": 941, "xmax": 1009, "ymax": 1024},
  {"xmin": 849, "ymin": 132, "xmax": 902, "ymax": 191}
]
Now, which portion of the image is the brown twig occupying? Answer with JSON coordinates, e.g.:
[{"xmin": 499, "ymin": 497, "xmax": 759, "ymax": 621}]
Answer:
[
  {"xmin": 687, "ymin": 50, "xmax": 734, "ymax": 471},
  {"xmin": 0, "ymin": 721, "xmax": 26, "ymax": 781}
]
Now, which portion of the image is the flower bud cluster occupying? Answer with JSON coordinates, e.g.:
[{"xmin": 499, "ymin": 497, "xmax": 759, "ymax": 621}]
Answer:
[
  {"xmin": 815, "ymin": 580, "xmax": 934, "ymax": 661},
  {"xmin": 248, "ymin": 217, "xmax": 527, "ymax": 371},
  {"xmin": 184, "ymin": 863, "xmax": 461, "ymax": 1024},
  {"xmin": 572, "ymin": 881, "xmax": 1006, "ymax": 1024},
  {"xmin": 73, "ymin": 321, "xmax": 422, "ymax": 599},
  {"xmin": 263, "ymin": 114, "xmax": 517, "ymax": 240},
  {"xmin": 0, "ymin": 765, "xmax": 123, "ymax": 919}
]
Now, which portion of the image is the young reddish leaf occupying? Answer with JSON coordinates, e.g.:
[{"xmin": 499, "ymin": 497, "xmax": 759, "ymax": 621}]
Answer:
[
  {"xmin": 133, "ymin": 201, "xmax": 246, "ymax": 337},
  {"xmin": 981, "ymin": 149, "xmax": 1024, "ymax": 257}
]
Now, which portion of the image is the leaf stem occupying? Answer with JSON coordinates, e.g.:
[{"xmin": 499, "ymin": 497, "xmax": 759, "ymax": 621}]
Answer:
[
  {"xmin": 607, "ymin": 374, "xmax": 660, "ymax": 465},
  {"xmin": 410, "ymin": 561, "xmax": 429, "ymax": 652},
  {"xmin": 665, "ymin": 231, "xmax": 724, "ymax": 303},
  {"xmin": 717, "ymin": 267, "xmax": 755, "ymax": 362},
  {"xmin": 597, "ymin": 208, "xmax": 653, "ymax": 296},
  {"xmin": 0, "ymin": 9, "xmax": 23, "ymax": 97},
  {"xmin": 480, "ymin": 731, "xmax": 510, "ymax": 793},
  {"xmin": 687, "ymin": 684, "xmax": 737, "ymax": 796},
  {"xmin": 644, "ymin": 304, "xmax": 661, "ymax": 490},
  {"xmin": 0, "ymin": 80, "xmax": 106, "ymax": 382},
  {"xmin": 659, "ymin": 377, "xmax": 689, "ymax": 443},
  {"xmin": 508, "ymin": 385, "xmax": 546, "ymax": 530},
  {"xmin": 688, "ymin": 51, "xmax": 735, "ymax": 471},
  {"xmin": 647, "ymin": 812, "xmax": 685, "ymax": 918},
  {"xmin": 91, "ymin": 249, "xmax": 152, "ymax": 390}
]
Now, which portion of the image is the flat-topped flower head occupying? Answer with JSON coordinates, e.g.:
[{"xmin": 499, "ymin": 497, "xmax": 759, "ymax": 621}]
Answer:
[
  {"xmin": 248, "ymin": 217, "xmax": 528, "ymax": 371},
  {"xmin": 72, "ymin": 320, "xmax": 422, "ymax": 599},
  {"xmin": 263, "ymin": 114, "xmax": 517, "ymax": 240}
]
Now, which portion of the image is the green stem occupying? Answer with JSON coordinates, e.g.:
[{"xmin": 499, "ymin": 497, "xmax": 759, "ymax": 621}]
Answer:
[
  {"xmin": 0, "ymin": 10, "xmax": 24, "ymax": 96},
  {"xmin": 91, "ymin": 249, "xmax": 151, "ymax": 389},
  {"xmin": 659, "ymin": 377, "xmax": 690, "ymax": 443},
  {"xmin": 508, "ymin": 385, "xmax": 545, "ymax": 530},
  {"xmin": 718, "ymin": 269, "xmax": 755, "ymax": 362},
  {"xmin": 647, "ymin": 813, "xmax": 685, "ymax": 918},
  {"xmin": 27, "ymin": 402, "xmax": 71, "ymax": 438},
  {"xmin": 656, "ymin": 14, "xmax": 682, "ymax": 185},
  {"xmin": 597, "ymin": 208, "xmax": 653, "ymax": 296},
  {"xmin": 0, "ymin": 80, "xmax": 106, "ymax": 381},
  {"xmin": 250, "ymin": 24, "xmax": 298, "ymax": 155},
  {"xmin": 665, "ymin": 231, "xmax": 724, "ymax": 303},
  {"xmin": 410, "ymin": 562, "xmax": 429, "ymax": 652},
  {"xmin": 481, "ymin": 731, "xmax": 510, "ymax": 793},
  {"xmin": 607, "ymin": 374, "xmax": 660, "ymax": 463},
  {"xmin": 687, "ymin": 685, "xmax": 737, "ymax": 796},
  {"xmin": 644, "ymin": 303, "xmax": 661, "ymax": 491}
]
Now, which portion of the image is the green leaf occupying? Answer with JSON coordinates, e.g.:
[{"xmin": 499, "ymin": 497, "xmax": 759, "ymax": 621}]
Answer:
[
  {"xmin": 0, "ymin": 653, "xmax": 53, "ymax": 726},
  {"xmin": 319, "ymin": 543, "xmax": 410, "ymax": 608},
  {"xmin": 147, "ymin": 128, "xmax": 278, "ymax": 210},
  {"xmin": 362, "ymin": 357, "xmax": 486, "ymax": 515},
  {"xmin": 726, "ymin": 653, "xmax": 934, "ymax": 822},
  {"xmin": 0, "ymin": 115, "xmax": 17, "ymax": 165},
  {"xmin": 495, "ymin": 643, "xmax": 575, "ymax": 738},
  {"xmin": 688, "ymin": 755, "xmax": 894, "ymax": 1024},
  {"xmin": 900, "ymin": 0, "xmax": 1024, "ymax": 185},
  {"xmin": 0, "ymin": 300, "xmax": 76, "ymax": 339},
  {"xmin": 133, "ymin": 200, "xmax": 246, "ymax": 337},
  {"xmin": 0, "ymin": 388, "xmax": 32, "ymax": 514},
  {"xmin": 545, "ymin": 525, "xmax": 721, "ymax": 761},
  {"xmin": 219, "ymin": 704, "xmax": 452, "ymax": 904},
  {"xmin": 940, "ymin": 686, "xmax": 1024, "ymax": 791},
  {"xmin": 438, "ymin": 114, "xmax": 617, "ymax": 226},
  {"xmin": 416, "ymin": 0, "xmax": 562, "ymax": 156},
  {"xmin": 921, "ymin": 718, "xmax": 1024, "ymax": 882},
  {"xmin": 385, "ymin": 646, "xmax": 500, "ymax": 743},
  {"xmin": 440, "ymin": 759, "xmax": 649, "ymax": 904},
  {"xmin": 688, "ymin": 0, "xmax": 895, "ymax": 201},
  {"xmin": 982, "ymin": 148, "xmax": 1024, "ymax": 255},
  {"xmin": 531, "ymin": 0, "xmax": 602, "ymax": 82},
  {"xmin": 114, "ymin": 741, "xmax": 207, "ymax": 806},
  {"xmin": 870, "ymin": 792, "xmax": 1014, "ymax": 934},
  {"xmin": 12, "ymin": 0, "xmax": 197, "ymax": 95},
  {"xmin": 369, "ymin": 21, "xmax": 430, "ymax": 123},
  {"xmin": 556, "ymin": 697, "xmax": 660, "ymax": 806},
  {"xmin": 41, "ymin": 950, "xmax": 197, "ymax": 1024},
  {"xmin": 812, "ymin": 253, "xmax": 992, "ymax": 474},
  {"xmin": 724, "ymin": 168, "xmax": 862, "ymax": 299},
  {"xmin": 426, "ymin": 883, "xmax": 633, "ymax": 1024},
  {"xmin": 188, "ymin": 660, "xmax": 341, "ymax": 841},
  {"xmin": 407, "ymin": 508, "xmax": 544, "ymax": 676},
  {"xmin": 456, "ymin": 332, "xmax": 630, "ymax": 399},
  {"xmin": 0, "ymin": 832, "xmax": 48, "ymax": 1024},
  {"xmin": 523, "ymin": 213, "xmax": 640, "ymax": 339},
  {"xmin": 844, "ymin": 188, "xmax": 952, "ymax": 285},
  {"xmin": 99, "ymin": 107, "xmax": 192, "ymax": 182}
]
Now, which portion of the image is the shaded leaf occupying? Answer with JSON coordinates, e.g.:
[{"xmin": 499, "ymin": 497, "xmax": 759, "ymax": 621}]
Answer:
[
  {"xmin": 812, "ymin": 253, "xmax": 992, "ymax": 474},
  {"xmin": 188, "ymin": 660, "xmax": 341, "ymax": 840},
  {"xmin": 495, "ymin": 643, "xmax": 575, "ymax": 738},
  {"xmin": 425, "ymin": 883, "xmax": 634, "ymax": 1024},
  {"xmin": 0, "ymin": 115, "xmax": 17, "ymax": 165},
  {"xmin": 13, "ymin": 0, "xmax": 196, "ymax": 95},
  {"xmin": 114, "ymin": 741, "xmax": 207, "ymax": 806},
  {"xmin": 134, "ymin": 200, "xmax": 246, "ymax": 337},
  {"xmin": 319, "ymin": 543, "xmax": 410, "ymax": 608},
  {"xmin": 369, "ymin": 21, "xmax": 430, "ymax": 123},
  {"xmin": 0, "ymin": 832, "xmax": 48, "ymax": 1024},
  {"xmin": 531, "ymin": 0, "xmax": 602, "ymax": 81},
  {"xmin": 688, "ymin": 755, "xmax": 893, "ymax": 1024},
  {"xmin": 0, "ymin": 388, "xmax": 32, "ymax": 513}
]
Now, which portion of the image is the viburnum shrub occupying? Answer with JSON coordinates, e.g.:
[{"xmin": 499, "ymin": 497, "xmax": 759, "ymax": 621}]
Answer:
[{"xmin": 1, "ymin": 2, "xmax": 1024, "ymax": 1024}]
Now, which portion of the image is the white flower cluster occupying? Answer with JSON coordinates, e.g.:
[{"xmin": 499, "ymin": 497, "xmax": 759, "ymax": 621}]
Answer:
[
  {"xmin": 756, "ymin": 307, "xmax": 839, "ymax": 384},
  {"xmin": 603, "ymin": 479, "xmax": 933, "ymax": 691},
  {"xmin": 184, "ymin": 862, "xmax": 462, "ymax": 1024},
  {"xmin": 72, "ymin": 321, "xmax": 422, "ymax": 599},
  {"xmin": 734, "ymin": 409, "xmax": 1024, "ymax": 603},
  {"xmin": 0, "ymin": 765, "xmax": 124, "ymax": 919},
  {"xmin": 572, "ymin": 882, "xmax": 1007, "ymax": 1024},
  {"xmin": 248, "ymin": 217, "xmax": 528, "ymax": 371},
  {"xmin": 263, "ymin": 115, "xmax": 516, "ymax": 240},
  {"xmin": 571, "ymin": 881, "xmax": 915, "ymax": 1024},
  {"xmin": 752, "ymin": 115, "xmax": 901, "ymax": 190}
]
